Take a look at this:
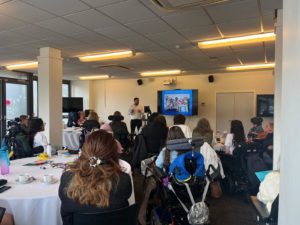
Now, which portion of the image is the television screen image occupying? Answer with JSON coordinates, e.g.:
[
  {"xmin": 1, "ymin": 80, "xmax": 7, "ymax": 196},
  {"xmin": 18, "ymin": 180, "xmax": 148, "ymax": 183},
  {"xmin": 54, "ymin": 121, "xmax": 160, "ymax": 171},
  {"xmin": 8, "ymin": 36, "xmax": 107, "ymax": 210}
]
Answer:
[
  {"xmin": 256, "ymin": 95, "xmax": 274, "ymax": 117},
  {"xmin": 158, "ymin": 89, "xmax": 198, "ymax": 116}
]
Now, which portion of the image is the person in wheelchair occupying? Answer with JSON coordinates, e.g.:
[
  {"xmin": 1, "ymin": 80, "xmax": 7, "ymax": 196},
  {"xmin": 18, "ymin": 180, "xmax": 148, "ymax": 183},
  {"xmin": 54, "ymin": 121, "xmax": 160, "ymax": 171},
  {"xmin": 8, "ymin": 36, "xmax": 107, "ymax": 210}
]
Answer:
[
  {"xmin": 139, "ymin": 136, "xmax": 213, "ymax": 225},
  {"xmin": 155, "ymin": 126, "xmax": 185, "ymax": 170}
]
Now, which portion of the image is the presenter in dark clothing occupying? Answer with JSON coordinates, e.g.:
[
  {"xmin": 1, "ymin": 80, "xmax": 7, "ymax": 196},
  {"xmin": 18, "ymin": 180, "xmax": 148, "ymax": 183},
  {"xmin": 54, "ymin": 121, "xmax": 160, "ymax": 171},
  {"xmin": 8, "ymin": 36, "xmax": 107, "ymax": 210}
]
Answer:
[{"xmin": 128, "ymin": 97, "xmax": 143, "ymax": 135}]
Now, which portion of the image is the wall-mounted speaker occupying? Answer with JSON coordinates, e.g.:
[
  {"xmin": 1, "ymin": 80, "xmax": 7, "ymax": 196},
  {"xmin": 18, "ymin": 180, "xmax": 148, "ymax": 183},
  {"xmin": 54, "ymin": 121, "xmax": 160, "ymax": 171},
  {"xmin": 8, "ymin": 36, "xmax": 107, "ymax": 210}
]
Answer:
[
  {"xmin": 137, "ymin": 79, "xmax": 143, "ymax": 85},
  {"xmin": 208, "ymin": 75, "xmax": 214, "ymax": 83}
]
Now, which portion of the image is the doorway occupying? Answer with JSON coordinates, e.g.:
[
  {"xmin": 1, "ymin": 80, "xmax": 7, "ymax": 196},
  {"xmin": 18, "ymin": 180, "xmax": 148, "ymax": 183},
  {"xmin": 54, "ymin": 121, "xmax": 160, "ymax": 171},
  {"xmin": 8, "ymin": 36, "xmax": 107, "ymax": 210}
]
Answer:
[{"xmin": 216, "ymin": 92, "xmax": 255, "ymax": 134}]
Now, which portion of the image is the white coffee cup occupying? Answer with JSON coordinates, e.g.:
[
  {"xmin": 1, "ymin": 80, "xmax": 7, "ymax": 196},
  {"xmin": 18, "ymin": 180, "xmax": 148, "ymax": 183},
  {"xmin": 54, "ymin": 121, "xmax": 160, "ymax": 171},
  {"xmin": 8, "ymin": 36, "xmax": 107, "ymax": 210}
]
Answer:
[
  {"xmin": 19, "ymin": 174, "xmax": 30, "ymax": 183},
  {"xmin": 43, "ymin": 174, "xmax": 53, "ymax": 183}
]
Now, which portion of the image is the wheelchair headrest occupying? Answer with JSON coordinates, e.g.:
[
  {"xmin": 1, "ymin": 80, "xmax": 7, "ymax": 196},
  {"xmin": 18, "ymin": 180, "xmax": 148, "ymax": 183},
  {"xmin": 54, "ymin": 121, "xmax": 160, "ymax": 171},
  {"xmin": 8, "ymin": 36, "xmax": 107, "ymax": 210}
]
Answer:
[
  {"xmin": 169, "ymin": 151, "xmax": 205, "ymax": 182},
  {"xmin": 166, "ymin": 138, "xmax": 204, "ymax": 151}
]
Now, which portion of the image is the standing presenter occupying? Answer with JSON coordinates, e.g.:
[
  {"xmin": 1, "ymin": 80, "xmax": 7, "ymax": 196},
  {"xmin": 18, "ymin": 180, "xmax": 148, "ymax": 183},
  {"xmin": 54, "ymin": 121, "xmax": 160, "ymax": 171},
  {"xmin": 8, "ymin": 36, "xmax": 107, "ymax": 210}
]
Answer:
[{"xmin": 129, "ymin": 97, "xmax": 143, "ymax": 135}]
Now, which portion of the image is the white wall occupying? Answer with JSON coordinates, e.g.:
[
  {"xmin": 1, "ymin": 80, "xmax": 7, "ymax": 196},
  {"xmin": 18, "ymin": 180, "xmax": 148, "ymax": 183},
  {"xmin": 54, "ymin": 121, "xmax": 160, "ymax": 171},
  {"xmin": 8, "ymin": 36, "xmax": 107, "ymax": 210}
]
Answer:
[
  {"xmin": 71, "ymin": 80, "xmax": 94, "ymax": 110},
  {"xmin": 88, "ymin": 70, "xmax": 274, "ymax": 132}
]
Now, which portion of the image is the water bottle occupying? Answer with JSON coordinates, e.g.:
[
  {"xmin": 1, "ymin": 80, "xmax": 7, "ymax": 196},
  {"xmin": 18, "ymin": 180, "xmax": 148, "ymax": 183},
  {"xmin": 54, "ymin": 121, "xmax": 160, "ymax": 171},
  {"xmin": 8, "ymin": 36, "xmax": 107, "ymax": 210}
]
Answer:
[
  {"xmin": 46, "ymin": 144, "xmax": 52, "ymax": 157},
  {"xmin": 0, "ymin": 146, "xmax": 10, "ymax": 175}
]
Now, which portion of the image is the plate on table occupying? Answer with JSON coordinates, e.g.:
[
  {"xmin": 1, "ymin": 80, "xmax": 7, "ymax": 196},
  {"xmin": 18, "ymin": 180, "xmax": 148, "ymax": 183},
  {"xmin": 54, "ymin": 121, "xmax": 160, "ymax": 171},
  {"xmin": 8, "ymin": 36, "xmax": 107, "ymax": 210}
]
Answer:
[
  {"xmin": 40, "ymin": 178, "xmax": 58, "ymax": 185},
  {"xmin": 15, "ymin": 177, "xmax": 35, "ymax": 184}
]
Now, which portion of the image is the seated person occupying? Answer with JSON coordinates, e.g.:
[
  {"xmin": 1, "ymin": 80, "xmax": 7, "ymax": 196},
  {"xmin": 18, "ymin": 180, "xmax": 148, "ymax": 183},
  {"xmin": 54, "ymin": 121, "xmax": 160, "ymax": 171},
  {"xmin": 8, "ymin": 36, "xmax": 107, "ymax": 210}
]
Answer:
[
  {"xmin": 257, "ymin": 171, "xmax": 280, "ymax": 213},
  {"xmin": 192, "ymin": 118, "xmax": 213, "ymax": 146},
  {"xmin": 170, "ymin": 114, "xmax": 192, "ymax": 138},
  {"xmin": 82, "ymin": 111, "xmax": 100, "ymax": 131},
  {"xmin": 155, "ymin": 126, "xmax": 185, "ymax": 169},
  {"xmin": 141, "ymin": 115, "xmax": 168, "ymax": 154},
  {"xmin": 248, "ymin": 117, "xmax": 264, "ymax": 139},
  {"xmin": 76, "ymin": 111, "xmax": 86, "ymax": 127},
  {"xmin": 67, "ymin": 112, "xmax": 79, "ymax": 127},
  {"xmin": 59, "ymin": 130, "xmax": 132, "ymax": 225},
  {"xmin": 224, "ymin": 120, "xmax": 246, "ymax": 155},
  {"xmin": 109, "ymin": 111, "xmax": 129, "ymax": 135},
  {"xmin": 19, "ymin": 115, "xmax": 29, "ymax": 134},
  {"xmin": 28, "ymin": 118, "xmax": 48, "ymax": 153},
  {"xmin": 100, "ymin": 123, "xmax": 124, "ymax": 154},
  {"xmin": 260, "ymin": 123, "xmax": 274, "ymax": 168}
]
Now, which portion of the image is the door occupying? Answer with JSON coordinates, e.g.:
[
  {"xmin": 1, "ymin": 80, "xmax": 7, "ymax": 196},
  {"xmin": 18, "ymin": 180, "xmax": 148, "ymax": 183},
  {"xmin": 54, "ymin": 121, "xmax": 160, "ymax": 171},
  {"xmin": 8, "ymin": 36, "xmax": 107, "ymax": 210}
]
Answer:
[
  {"xmin": 216, "ymin": 92, "xmax": 254, "ymax": 134},
  {"xmin": 0, "ymin": 79, "xmax": 29, "ymax": 139}
]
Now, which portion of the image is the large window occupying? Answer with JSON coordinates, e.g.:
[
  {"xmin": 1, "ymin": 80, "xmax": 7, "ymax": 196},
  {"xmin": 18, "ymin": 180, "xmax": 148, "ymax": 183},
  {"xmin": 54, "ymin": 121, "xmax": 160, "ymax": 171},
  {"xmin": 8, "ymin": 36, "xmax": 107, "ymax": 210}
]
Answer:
[
  {"xmin": 6, "ymin": 83, "xmax": 28, "ymax": 120},
  {"xmin": 62, "ymin": 83, "xmax": 70, "ymax": 97}
]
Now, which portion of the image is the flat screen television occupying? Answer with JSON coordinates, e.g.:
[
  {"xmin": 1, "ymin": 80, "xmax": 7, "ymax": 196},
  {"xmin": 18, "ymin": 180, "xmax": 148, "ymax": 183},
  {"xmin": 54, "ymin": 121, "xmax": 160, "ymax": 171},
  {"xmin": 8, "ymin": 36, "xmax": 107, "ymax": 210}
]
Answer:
[
  {"xmin": 62, "ymin": 97, "xmax": 83, "ymax": 113},
  {"xmin": 256, "ymin": 95, "xmax": 274, "ymax": 117},
  {"xmin": 157, "ymin": 89, "xmax": 198, "ymax": 116}
]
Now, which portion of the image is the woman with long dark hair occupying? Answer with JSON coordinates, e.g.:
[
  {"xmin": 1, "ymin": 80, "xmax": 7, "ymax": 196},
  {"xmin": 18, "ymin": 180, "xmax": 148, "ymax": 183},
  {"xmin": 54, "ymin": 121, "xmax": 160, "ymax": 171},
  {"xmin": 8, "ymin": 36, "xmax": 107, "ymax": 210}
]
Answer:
[
  {"xmin": 192, "ymin": 118, "xmax": 213, "ymax": 145},
  {"xmin": 224, "ymin": 120, "xmax": 246, "ymax": 154},
  {"xmin": 155, "ymin": 126, "xmax": 185, "ymax": 169},
  {"xmin": 59, "ymin": 130, "xmax": 132, "ymax": 225},
  {"xmin": 28, "ymin": 118, "xmax": 48, "ymax": 152}
]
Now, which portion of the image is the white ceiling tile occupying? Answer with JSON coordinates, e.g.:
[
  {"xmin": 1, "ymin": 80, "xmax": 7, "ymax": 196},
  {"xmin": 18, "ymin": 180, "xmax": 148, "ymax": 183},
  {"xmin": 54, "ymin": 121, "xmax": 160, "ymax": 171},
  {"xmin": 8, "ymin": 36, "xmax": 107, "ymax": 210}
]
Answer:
[
  {"xmin": 98, "ymin": 0, "xmax": 155, "ymax": 24},
  {"xmin": 146, "ymin": 51, "xmax": 178, "ymax": 60},
  {"xmin": 80, "ymin": 0, "xmax": 126, "ymax": 8},
  {"xmin": 12, "ymin": 24, "xmax": 57, "ymax": 39},
  {"xmin": 147, "ymin": 31, "xmax": 188, "ymax": 47},
  {"xmin": 217, "ymin": 18, "xmax": 261, "ymax": 37},
  {"xmin": 262, "ymin": 13, "xmax": 275, "ymax": 31},
  {"xmin": 94, "ymin": 25, "xmax": 138, "ymax": 40},
  {"xmin": 117, "ymin": 35, "xmax": 164, "ymax": 52},
  {"xmin": 0, "ymin": 0, "xmax": 55, "ymax": 23},
  {"xmin": 207, "ymin": 0, "xmax": 259, "ymax": 23},
  {"xmin": 64, "ymin": 9, "xmax": 118, "ymax": 30},
  {"xmin": 266, "ymin": 46, "xmax": 274, "ymax": 62},
  {"xmin": 200, "ymin": 47, "xmax": 233, "ymax": 58},
  {"xmin": 0, "ymin": 13, "xmax": 26, "ymax": 30},
  {"xmin": 162, "ymin": 8, "xmax": 211, "ymax": 30},
  {"xmin": 235, "ymin": 47, "xmax": 265, "ymax": 63},
  {"xmin": 179, "ymin": 25, "xmax": 220, "ymax": 42},
  {"xmin": 0, "ymin": 31, "xmax": 33, "ymax": 47},
  {"xmin": 43, "ymin": 36, "xmax": 84, "ymax": 49},
  {"xmin": 126, "ymin": 19, "xmax": 173, "ymax": 35},
  {"xmin": 71, "ymin": 31, "xmax": 110, "ymax": 43},
  {"xmin": 37, "ymin": 18, "xmax": 88, "ymax": 36},
  {"xmin": 260, "ymin": 0, "xmax": 282, "ymax": 15},
  {"xmin": 22, "ymin": 0, "xmax": 90, "ymax": 16}
]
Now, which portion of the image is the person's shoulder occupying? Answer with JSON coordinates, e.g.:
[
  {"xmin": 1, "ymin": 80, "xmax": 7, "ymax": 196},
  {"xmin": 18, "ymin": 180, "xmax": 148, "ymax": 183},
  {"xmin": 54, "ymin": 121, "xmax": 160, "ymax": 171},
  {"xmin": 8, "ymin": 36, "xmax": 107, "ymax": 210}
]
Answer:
[{"xmin": 119, "ymin": 159, "xmax": 132, "ymax": 174}]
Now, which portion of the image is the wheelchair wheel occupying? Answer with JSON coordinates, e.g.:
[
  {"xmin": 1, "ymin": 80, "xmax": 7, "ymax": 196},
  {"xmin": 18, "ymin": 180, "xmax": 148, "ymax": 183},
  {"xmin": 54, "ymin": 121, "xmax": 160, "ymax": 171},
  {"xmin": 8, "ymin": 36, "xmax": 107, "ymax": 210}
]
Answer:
[{"xmin": 150, "ymin": 209, "xmax": 163, "ymax": 225}]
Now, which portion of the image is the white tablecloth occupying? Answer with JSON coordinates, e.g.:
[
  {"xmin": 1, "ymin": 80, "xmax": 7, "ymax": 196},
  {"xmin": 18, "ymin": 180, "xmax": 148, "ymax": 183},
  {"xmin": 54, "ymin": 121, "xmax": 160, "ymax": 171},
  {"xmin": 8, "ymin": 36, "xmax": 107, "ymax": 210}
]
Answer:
[
  {"xmin": 0, "ymin": 156, "xmax": 135, "ymax": 225},
  {"xmin": 62, "ymin": 128, "xmax": 82, "ymax": 150}
]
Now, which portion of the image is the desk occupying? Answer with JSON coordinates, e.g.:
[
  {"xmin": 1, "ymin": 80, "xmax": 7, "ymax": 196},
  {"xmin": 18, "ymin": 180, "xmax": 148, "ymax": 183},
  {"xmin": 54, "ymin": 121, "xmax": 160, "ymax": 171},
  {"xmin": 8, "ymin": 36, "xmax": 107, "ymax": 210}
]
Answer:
[
  {"xmin": 0, "ymin": 156, "xmax": 135, "ymax": 225},
  {"xmin": 62, "ymin": 128, "xmax": 82, "ymax": 150}
]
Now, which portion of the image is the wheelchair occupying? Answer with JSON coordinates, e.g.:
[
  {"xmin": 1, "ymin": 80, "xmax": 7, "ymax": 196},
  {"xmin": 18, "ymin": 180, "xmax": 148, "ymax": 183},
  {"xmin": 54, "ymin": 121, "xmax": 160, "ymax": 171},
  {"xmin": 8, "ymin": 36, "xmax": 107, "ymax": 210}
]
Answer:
[{"xmin": 140, "ymin": 138, "xmax": 219, "ymax": 225}]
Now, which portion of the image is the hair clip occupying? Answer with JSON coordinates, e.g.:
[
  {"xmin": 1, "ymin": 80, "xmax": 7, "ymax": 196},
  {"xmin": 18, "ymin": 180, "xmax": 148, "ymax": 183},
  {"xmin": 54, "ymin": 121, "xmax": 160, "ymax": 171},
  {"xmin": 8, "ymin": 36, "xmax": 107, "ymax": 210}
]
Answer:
[{"xmin": 89, "ymin": 156, "xmax": 102, "ymax": 168}]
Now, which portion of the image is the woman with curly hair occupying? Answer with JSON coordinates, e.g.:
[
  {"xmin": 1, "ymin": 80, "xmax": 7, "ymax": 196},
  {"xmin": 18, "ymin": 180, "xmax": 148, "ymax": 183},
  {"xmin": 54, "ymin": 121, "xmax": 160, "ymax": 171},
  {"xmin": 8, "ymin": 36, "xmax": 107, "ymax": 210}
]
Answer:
[{"xmin": 59, "ymin": 130, "xmax": 132, "ymax": 225}]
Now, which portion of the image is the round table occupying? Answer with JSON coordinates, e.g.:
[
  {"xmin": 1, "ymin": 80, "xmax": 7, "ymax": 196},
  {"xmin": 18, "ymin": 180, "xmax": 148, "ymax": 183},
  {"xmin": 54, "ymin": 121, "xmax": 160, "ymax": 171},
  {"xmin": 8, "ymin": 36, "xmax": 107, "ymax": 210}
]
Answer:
[
  {"xmin": 0, "ymin": 155, "xmax": 135, "ymax": 225},
  {"xmin": 0, "ymin": 155, "xmax": 77, "ymax": 225}
]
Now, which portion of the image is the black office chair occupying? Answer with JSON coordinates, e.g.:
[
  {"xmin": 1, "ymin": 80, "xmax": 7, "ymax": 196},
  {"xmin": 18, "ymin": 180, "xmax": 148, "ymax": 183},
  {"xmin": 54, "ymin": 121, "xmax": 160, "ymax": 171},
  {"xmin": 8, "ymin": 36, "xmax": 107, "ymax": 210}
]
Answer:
[{"xmin": 73, "ymin": 204, "xmax": 138, "ymax": 225}]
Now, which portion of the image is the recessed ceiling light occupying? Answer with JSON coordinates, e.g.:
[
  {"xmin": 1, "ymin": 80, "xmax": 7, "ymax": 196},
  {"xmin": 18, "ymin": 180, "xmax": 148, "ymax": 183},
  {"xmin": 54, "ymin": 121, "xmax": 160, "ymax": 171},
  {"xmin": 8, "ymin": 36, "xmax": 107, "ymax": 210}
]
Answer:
[
  {"xmin": 198, "ymin": 32, "xmax": 275, "ymax": 49},
  {"xmin": 78, "ymin": 50, "xmax": 134, "ymax": 62},
  {"xmin": 226, "ymin": 63, "xmax": 275, "ymax": 71},
  {"xmin": 140, "ymin": 70, "xmax": 182, "ymax": 77}
]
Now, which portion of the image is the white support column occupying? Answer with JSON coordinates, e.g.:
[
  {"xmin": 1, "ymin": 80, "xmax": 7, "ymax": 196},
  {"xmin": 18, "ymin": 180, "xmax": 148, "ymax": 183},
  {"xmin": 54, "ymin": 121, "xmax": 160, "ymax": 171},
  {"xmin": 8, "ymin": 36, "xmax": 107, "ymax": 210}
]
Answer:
[
  {"xmin": 279, "ymin": 1, "xmax": 300, "ymax": 224},
  {"xmin": 273, "ymin": 9, "xmax": 282, "ymax": 170},
  {"xmin": 38, "ymin": 47, "xmax": 63, "ymax": 147}
]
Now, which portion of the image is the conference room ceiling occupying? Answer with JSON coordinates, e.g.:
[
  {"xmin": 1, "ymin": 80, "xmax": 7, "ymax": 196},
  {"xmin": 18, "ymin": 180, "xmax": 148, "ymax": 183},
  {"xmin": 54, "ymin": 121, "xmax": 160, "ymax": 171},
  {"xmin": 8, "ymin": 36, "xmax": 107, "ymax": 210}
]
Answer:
[{"xmin": 0, "ymin": 0, "xmax": 282, "ymax": 79}]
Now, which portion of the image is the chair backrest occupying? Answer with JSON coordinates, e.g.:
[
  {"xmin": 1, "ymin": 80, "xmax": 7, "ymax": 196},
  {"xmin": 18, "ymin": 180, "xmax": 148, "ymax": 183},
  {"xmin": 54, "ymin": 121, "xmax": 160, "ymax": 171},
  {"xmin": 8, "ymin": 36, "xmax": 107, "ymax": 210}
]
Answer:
[{"xmin": 73, "ymin": 204, "xmax": 138, "ymax": 225}]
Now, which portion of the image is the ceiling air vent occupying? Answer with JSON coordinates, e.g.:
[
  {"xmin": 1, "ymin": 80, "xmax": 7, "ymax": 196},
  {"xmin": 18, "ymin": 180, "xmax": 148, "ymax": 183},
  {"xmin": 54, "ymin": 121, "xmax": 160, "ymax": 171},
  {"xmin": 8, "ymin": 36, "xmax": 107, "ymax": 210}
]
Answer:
[
  {"xmin": 92, "ymin": 64, "xmax": 132, "ymax": 72},
  {"xmin": 151, "ymin": 0, "xmax": 229, "ymax": 10}
]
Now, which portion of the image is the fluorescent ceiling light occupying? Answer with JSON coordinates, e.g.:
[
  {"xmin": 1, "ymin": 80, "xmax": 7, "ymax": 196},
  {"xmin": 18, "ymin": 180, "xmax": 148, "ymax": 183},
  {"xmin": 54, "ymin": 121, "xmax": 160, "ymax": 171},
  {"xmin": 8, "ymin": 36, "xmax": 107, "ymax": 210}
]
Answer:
[
  {"xmin": 6, "ymin": 62, "xmax": 38, "ymax": 70},
  {"xmin": 140, "ymin": 70, "xmax": 181, "ymax": 77},
  {"xmin": 226, "ymin": 63, "xmax": 275, "ymax": 71},
  {"xmin": 79, "ymin": 75, "xmax": 109, "ymax": 80},
  {"xmin": 79, "ymin": 50, "xmax": 134, "ymax": 62},
  {"xmin": 198, "ymin": 32, "xmax": 275, "ymax": 48}
]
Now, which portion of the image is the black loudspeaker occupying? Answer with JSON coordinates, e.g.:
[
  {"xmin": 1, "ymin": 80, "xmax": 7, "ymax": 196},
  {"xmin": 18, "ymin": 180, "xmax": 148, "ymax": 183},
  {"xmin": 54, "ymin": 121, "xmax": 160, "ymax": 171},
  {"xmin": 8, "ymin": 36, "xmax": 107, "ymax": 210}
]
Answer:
[
  {"xmin": 208, "ymin": 75, "xmax": 214, "ymax": 83},
  {"xmin": 137, "ymin": 79, "xmax": 143, "ymax": 85}
]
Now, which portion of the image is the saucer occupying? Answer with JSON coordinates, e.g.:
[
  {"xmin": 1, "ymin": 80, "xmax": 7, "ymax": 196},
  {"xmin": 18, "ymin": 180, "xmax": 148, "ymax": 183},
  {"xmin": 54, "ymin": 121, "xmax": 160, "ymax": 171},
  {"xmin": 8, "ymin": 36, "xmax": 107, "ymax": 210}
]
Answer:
[
  {"xmin": 40, "ymin": 178, "xmax": 58, "ymax": 185},
  {"xmin": 16, "ymin": 177, "xmax": 34, "ymax": 184}
]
